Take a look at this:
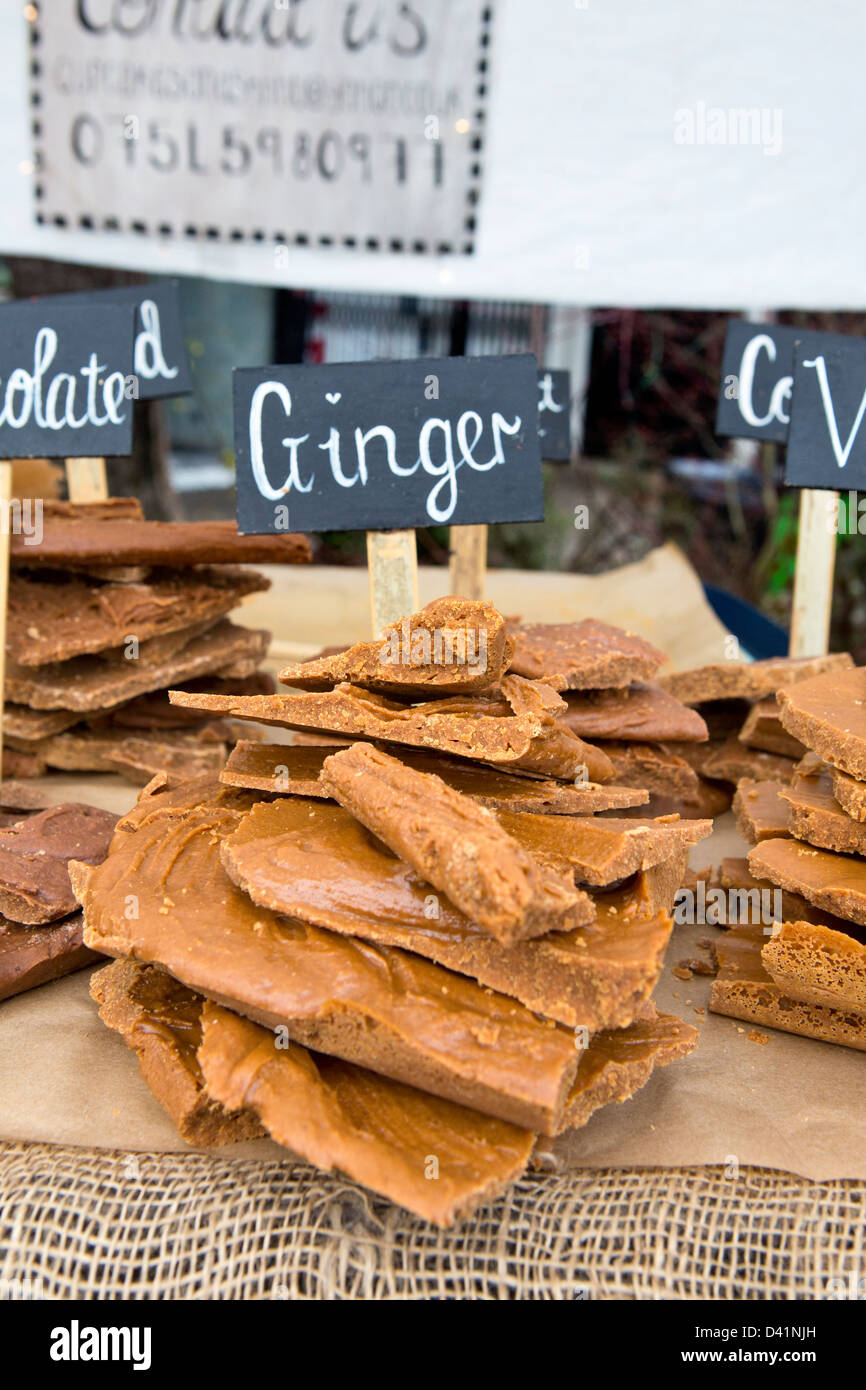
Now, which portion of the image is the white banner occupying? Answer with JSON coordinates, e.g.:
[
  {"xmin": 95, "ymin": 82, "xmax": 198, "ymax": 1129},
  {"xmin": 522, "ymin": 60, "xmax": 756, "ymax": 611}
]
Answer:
[{"xmin": 34, "ymin": 1, "xmax": 488, "ymax": 255}]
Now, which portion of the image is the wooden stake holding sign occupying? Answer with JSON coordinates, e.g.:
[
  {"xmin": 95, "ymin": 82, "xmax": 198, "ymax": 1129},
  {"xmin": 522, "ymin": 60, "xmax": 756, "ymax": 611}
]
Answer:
[
  {"xmin": 366, "ymin": 530, "xmax": 420, "ymax": 636},
  {"xmin": 446, "ymin": 368, "xmax": 572, "ymax": 602},
  {"xmin": 65, "ymin": 456, "xmax": 108, "ymax": 504},
  {"xmin": 448, "ymin": 524, "xmax": 487, "ymax": 601},
  {"xmin": 233, "ymin": 355, "xmax": 544, "ymax": 637},
  {"xmin": 715, "ymin": 320, "xmax": 866, "ymax": 657},
  {"xmin": 789, "ymin": 488, "xmax": 837, "ymax": 657}
]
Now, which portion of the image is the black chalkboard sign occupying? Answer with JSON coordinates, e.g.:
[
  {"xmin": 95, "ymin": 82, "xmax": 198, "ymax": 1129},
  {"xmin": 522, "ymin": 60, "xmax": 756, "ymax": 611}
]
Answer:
[
  {"xmin": 538, "ymin": 368, "xmax": 571, "ymax": 460},
  {"xmin": 715, "ymin": 320, "xmax": 846, "ymax": 445},
  {"xmin": 786, "ymin": 338, "xmax": 866, "ymax": 489},
  {"xmin": 715, "ymin": 321, "xmax": 798, "ymax": 444},
  {"xmin": 233, "ymin": 354, "xmax": 543, "ymax": 535},
  {"xmin": 43, "ymin": 281, "xmax": 192, "ymax": 400},
  {"xmin": 0, "ymin": 300, "xmax": 136, "ymax": 459}
]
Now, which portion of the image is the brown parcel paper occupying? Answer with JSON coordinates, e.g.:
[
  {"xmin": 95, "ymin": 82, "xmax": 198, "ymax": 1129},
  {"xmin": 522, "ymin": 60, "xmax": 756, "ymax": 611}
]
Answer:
[{"xmin": 1, "ymin": 774, "xmax": 864, "ymax": 1181}]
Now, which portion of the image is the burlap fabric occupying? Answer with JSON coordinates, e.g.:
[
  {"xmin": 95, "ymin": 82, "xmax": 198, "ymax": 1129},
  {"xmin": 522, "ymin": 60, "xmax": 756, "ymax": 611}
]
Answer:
[{"xmin": 1, "ymin": 1141, "xmax": 863, "ymax": 1299}]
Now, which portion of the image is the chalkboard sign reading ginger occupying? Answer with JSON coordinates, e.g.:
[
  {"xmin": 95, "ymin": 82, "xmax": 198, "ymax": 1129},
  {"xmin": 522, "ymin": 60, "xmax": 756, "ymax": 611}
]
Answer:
[{"xmin": 233, "ymin": 355, "xmax": 544, "ymax": 535}]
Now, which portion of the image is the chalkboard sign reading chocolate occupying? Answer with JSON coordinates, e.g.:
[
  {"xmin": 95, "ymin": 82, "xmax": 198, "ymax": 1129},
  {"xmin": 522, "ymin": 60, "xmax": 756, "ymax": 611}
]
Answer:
[
  {"xmin": 537, "ymin": 369, "xmax": 572, "ymax": 460},
  {"xmin": 0, "ymin": 300, "xmax": 135, "ymax": 459},
  {"xmin": 786, "ymin": 338, "xmax": 866, "ymax": 490},
  {"xmin": 716, "ymin": 321, "xmax": 798, "ymax": 444},
  {"xmin": 46, "ymin": 282, "xmax": 192, "ymax": 401},
  {"xmin": 233, "ymin": 355, "xmax": 543, "ymax": 535}
]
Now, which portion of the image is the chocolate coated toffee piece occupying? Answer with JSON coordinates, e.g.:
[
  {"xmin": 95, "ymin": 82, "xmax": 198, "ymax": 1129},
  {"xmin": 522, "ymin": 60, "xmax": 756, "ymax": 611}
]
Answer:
[
  {"xmin": 780, "ymin": 775, "xmax": 866, "ymax": 857},
  {"xmin": 319, "ymin": 744, "xmax": 582, "ymax": 944},
  {"xmin": 0, "ymin": 802, "xmax": 117, "ymax": 924},
  {"xmin": 732, "ymin": 780, "xmax": 791, "ymax": 844},
  {"xmin": 6, "ymin": 620, "xmax": 269, "ymax": 711},
  {"xmin": 279, "ymin": 597, "xmax": 514, "ymax": 697},
  {"xmin": 72, "ymin": 796, "xmax": 589, "ymax": 1132},
  {"xmin": 709, "ymin": 923, "xmax": 866, "ymax": 1051},
  {"xmin": 219, "ymin": 796, "xmax": 672, "ymax": 1030},
  {"xmin": 778, "ymin": 665, "xmax": 866, "ymax": 779},
  {"xmin": 90, "ymin": 959, "xmax": 265, "ymax": 1146},
  {"xmin": 219, "ymin": 741, "xmax": 647, "ymax": 813},
  {"xmin": 738, "ymin": 698, "xmax": 806, "ymax": 760},
  {"xmin": 507, "ymin": 620, "xmax": 665, "ymax": 691},
  {"xmin": 560, "ymin": 682, "xmax": 708, "ymax": 743},
  {"xmin": 661, "ymin": 653, "xmax": 853, "ymax": 707},
  {"xmin": 749, "ymin": 838, "xmax": 866, "ymax": 928},
  {"xmin": 7, "ymin": 567, "xmax": 268, "ymax": 667},
  {"xmin": 169, "ymin": 676, "xmax": 613, "ymax": 781},
  {"xmin": 494, "ymin": 810, "xmax": 711, "ymax": 887},
  {"xmin": 0, "ymin": 911, "xmax": 98, "ymax": 1002},
  {"xmin": 762, "ymin": 921, "xmax": 866, "ymax": 1014},
  {"xmin": 10, "ymin": 518, "xmax": 310, "ymax": 569},
  {"xmin": 199, "ymin": 1000, "xmax": 534, "ymax": 1226}
]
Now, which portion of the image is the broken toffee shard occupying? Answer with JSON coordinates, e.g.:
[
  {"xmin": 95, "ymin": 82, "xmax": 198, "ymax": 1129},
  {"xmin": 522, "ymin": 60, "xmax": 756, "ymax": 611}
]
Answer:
[
  {"xmin": 199, "ymin": 999, "xmax": 535, "ymax": 1227},
  {"xmin": 71, "ymin": 793, "xmax": 586, "ymax": 1133},
  {"xmin": 561, "ymin": 682, "xmax": 708, "ymax": 743},
  {"xmin": 90, "ymin": 959, "xmax": 265, "ymax": 1147},
  {"xmin": 168, "ymin": 676, "xmax": 613, "ymax": 780},
  {"xmin": 749, "ymin": 837, "xmax": 866, "ymax": 928},
  {"xmin": 219, "ymin": 741, "xmax": 648, "ymax": 814},
  {"xmin": 761, "ymin": 920, "xmax": 866, "ymax": 1014},
  {"xmin": 279, "ymin": 597, "xmax": 514, "ymax": 697},
  {"xmin": 219, "ymin": 795, "xmax": 673, "ymax": 1030},
  {"xmin": 507, "ymin": 619, "xmax": 665, "ymax": 690},
  {"xmin": 660, "ymin": 653, "xmax": 853, "ymax": 706},
  {"xmin": 780, "ymin": 774, "xmax": 866, "ymax": 857},
  {"xmin": 778, "ymin": 665, "xmax": 866, "ymax": 780},
  {"xmin": 732, "ymin": 779, "xmax": 792, "ymax": 844},
  {"xmin": 199, "ymin": 998, "xmax": 694, "ymax": 1223},
  {"xmin": 319, "ymin": 743, "xmax": 583, "ymax": 945},
  {"xmin": 6, "ymin": 621, "xmax": 269, "ymax": 712},
  {"xmin": 709, "ymin": 922, "xmax": 866, "ymax": 1051},
  {"xmin": 10, "ymin": 517, "xmax": 311, "ymax": 569},
  {"xmin": 6, "ymin": 567, "xmax": 268, "ymax": 667}
]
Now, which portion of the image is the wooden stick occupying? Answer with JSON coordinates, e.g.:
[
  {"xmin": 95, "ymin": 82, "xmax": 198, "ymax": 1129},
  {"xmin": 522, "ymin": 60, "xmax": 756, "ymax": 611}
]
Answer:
[
  {"xmin": 789, "ymin": 488, "xmax": 838, "ymax": 657},
  {"xmin": 65, "ymin": 456, "xmax": 108, "ymax": 503},
  {"xmin": 448, "ymin": 524, "xmax": 487, "ymax": 600},
  {"xmin": 0, "ymin": 463, "xmax": 13, "ymax": 785},
  {"xmin": 366, "ymin": 529, "xmax": 419, "ymax": 637}
]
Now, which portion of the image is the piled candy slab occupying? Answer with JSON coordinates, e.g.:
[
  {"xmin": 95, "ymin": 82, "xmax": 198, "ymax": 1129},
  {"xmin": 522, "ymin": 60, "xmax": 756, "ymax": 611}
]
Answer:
[
  {"xmin": 72, "ymin": 599, "xmax": 707, "ymax": 1226},
  {"xmin": 4, "ymin": 498, "xmax": 308, "ymax": 782}
]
